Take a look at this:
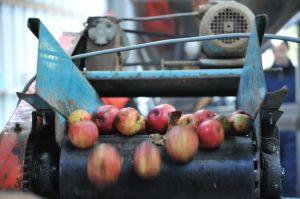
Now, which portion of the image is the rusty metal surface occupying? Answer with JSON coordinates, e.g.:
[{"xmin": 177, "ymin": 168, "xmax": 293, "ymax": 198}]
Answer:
[{"xmin": 0, "ymin": 99, "xmax": 34, "ymax": 189}]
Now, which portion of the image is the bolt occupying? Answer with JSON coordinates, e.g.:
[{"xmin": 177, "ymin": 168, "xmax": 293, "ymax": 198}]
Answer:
[
  {"xmin": 268, "ymin": 112, "xmax": 273, "ymax": 125},
  {"xmin": 272, "ymin": 183, "xmax": 279, "ymax": 191},
  {"xmin": 252, "ymin": 140, "xmax": 257, "ymax": 151},
  {"xmin": 281, "ymin": 167, "xmax": 285, "ymax": 179},
  {"xmin": 14, "ymin": 123, "xmax": 22, "ymax": 132}
]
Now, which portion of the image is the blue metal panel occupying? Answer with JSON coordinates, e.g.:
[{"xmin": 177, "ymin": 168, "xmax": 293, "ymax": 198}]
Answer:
[
  {"xmin": 237, "ymin": 17, "xmax": 267, "ymax": 118},
  {"xmin": 28, "ymin": 18, "xmax": 102, "ymax": 118}
]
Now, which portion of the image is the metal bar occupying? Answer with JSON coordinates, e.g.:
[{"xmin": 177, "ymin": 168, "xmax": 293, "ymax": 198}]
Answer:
[
  {"xmin": 163, "ymin": 60, "xmax": 200, "ymax": 67},
  {"xmin": 27, "ymin": 18, "xmax": 102, "ymax": 118},
  {"xmin": 162, "ymin": 58, "xmax": 244, "ymax": 68},
  {"xmin": 16, "ymin": 92, "xmax": 52, "ymax": 110},
  {"xmin": 123, "ymin": 61, "xmax": 161, "ymax": 67},
  {"xmin": 71, "ymin": 33, "xmax": 300, "ymax": 60},
  {"xmin": 296, "ymin": 20, "xmax": 300, "ymax": 197},
  {"xmin": 71, "ymin": 33, "xmax": 250, "ymax": 60},
  {"xmin": 198, "ymin": 58, "xmax": 244, "ymax": 68},
  {"xmin": 83, "ymin": 69, "xmax": 242, "ymax": 97},
  {"xmin": 123, "ymin": 28, "xmax": 187, "ymax": 38},
  {"xmin": 119, "ymin": 11, "xmax": 197, "ymax": 22}
]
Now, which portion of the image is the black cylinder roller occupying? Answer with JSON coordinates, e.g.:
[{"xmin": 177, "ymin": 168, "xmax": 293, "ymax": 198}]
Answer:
[{"xmin": 59, "ymin": 135, "xmax": 255, "ymax": 199}]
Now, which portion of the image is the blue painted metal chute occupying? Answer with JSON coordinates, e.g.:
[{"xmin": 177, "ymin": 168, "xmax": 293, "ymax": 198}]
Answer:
[{"xmin": 26, "ymin": 18, "xmax": 102, "ymax": 118}]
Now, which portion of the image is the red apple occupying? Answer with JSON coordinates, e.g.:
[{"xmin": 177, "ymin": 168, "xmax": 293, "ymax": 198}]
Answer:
[
  {"xmin": 87, "ymin": 143, "xmax": 122, "ymax": 186},
  {"xmin": 147, "ymin": 104, "xmax": 176, "ymax": 134},
  {"xmin": 68, "ymin": 109, "xmax": 91, "ymax": 124},
  {"xmin": 114, "ymin": 107, "xmax": 145, "ymax": 136},
  {"xmin": 227, "ymin": 111, "xmax": 252, "ymax": 135},
  {"xmin": 213, "ymin": 115, "xmax": 231, "ymax": 135},
  {"xmin": 177, "ymin": 114, "xmax": 200, "ymax": 132},
  {"xmin": 68, "ymin": 120, "xmax": 98, "ymax": 149},
  {"xmin": 194, "ymin": 109, "xmax": 216, "ymax": 124},
  {"xmin": 92, "ymin": 105, "xmax": 119, "ymax": 134},
  {"xmin": 166, "ymin": 126, "xmax": 199, "ymax": 162},
  {"xmin": 197, "ymin": 119, "xmax": 224, "ymax": 149},
  {"xmin": 133, "ymin": 141, "xmax": 161, "ymax": 178}
]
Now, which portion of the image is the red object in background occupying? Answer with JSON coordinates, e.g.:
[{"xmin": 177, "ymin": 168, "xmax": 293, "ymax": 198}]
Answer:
[
  {"xmin": 101, "ymin": 97, "xmax": 130, "ymax": 109},
  {"xmin": 142, "ymin": 0, "xmax": 176, "ymax": 40},
  {"xmin": 0, "ymin": 132, "xmax": 22, "ymax": 189}
]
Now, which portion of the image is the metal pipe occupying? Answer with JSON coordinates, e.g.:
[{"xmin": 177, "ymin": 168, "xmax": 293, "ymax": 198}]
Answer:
[
  {"xmin": 71, "ymin": 33, "xmax": 300, "ymax": 60},
  {"xmin": 119, "ymin": 12, "xmax": 198, "ymax": 22}
]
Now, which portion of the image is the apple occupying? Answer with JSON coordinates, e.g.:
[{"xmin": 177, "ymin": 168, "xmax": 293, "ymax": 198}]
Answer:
[
  {"xmin": 213, "ymin": 115, "xmax": 231, "ymax": 135},
  {"xmin": 68, "ymin": 109, "xmax": 91, "ymax": 124},
  {"xmin": 68, "ymin": 120, "xmax": 98, "ymax": 149},
  {"xmin": 133, "ymin": 141, "xmax": 161, "ymax": 178},
  {"xmin": 177, "ymin": 114, "xmax": 199, "ymax": 132},
  {"xmin": 87, "ymin": 143, "xmax": 122, "ymax": 186},
  {"xmin": 194, "ymin": 109, "xmax": 215, "ymax": 124},
  {"xmin": 147, "ymin": 104, "xmax": 176, "ymax": 134},
  {"xmin": 227, "ymin": 111, "xmax": 252, "ymax": 136},
  {"xmin": 166, "ymin": 126, "xmax": 199, "ymax": 162},
  {"xmin": 228, "ymin": 109, "xmax": 251, "ymax": 118},
  {"xmin": 197, "ymin": 119, "xmax": 224, "ymax": 149},
  {"xmin": 138, "ymin": 116, "xmax": 146, "ymax": 134},
  {"xmin": 114, "ymin": 107, "xmax": 145, "ymax": 136},
  {"xmin": 92, "ymin": 105, "xmax": 119, "ymax": 134}
]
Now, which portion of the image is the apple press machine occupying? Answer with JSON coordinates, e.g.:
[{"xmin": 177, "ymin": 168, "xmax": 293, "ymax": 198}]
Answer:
[{"xmin": 1, "ymin": 1, "xmax": 300, "ymax": 199}]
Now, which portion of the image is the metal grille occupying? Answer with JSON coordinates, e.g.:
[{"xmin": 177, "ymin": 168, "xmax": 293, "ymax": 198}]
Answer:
[{"xmin": 210, "ymin": 8, "xmax": 248, "ymax": 44}]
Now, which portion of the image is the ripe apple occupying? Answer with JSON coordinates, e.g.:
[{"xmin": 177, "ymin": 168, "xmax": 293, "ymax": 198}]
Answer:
[
  {"xmin": 166, "ymin": 126, "xmax": 199, "ymax": 162},
  {"xmin": 177, "ymin": 114, "xmax": 200, "ymax": 132},
  {"xmin": 133, "ymin": 141, "xmax": 161, "ymax": 178},
  {"xmin": 114, "ymin": 107, "xmax": 145, "ymax": 136},
  {"xmin": 68, "ymin": 109, "xmax": 91, "ymax": 124},
  {"xmin": 227, "ymin": 111, "xmax": 252, "ymax": 135},
  {"xmin": 147, "ymin": 104, "xmax": 176, "ymax": 134},
  {"xmin": 68, "ymin": 120, "xmax": 98, "ymax": 149},
  {"xmin": 228, "ymin": 109, "xmax": 251, "ymax": 118},
  {"xmin": 138, "ymin": 116, "xmax": 146, "ymax": 134},
  {"xmin": 92, "ymin": 105, "xmax": 119, "ymax": 134},
  {"xmin": 197, "ymin": 119, "xmax": 224, "ymax": 149},
  {"xmin": 213, "ymin": 114, "xmax": 231, "ymax": 135},
  {"xmin": 87, "ymin": 143, "xmax": 122, "ymax": 186},
  {"xmin": 194, "ymin": 109, "xmax": 215, "ymax": 124}
]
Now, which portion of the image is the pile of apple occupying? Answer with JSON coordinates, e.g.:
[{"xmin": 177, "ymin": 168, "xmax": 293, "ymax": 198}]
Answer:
[{"xmin": 67, "ymin": 104, "xmax": 252, "ymax": 187}]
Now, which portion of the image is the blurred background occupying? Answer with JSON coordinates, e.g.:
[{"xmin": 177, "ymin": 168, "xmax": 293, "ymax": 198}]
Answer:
[{"xmin": 0, "ymin": 0, "xmax": 299, "ymax": 197}]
